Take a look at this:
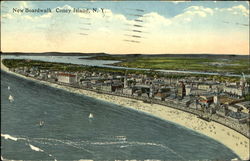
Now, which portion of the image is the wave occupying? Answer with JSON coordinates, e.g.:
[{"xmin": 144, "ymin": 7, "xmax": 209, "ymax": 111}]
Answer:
[
  {"xmin": 1, "ymin": 155, "xmax": 24, "ymax": 161},
  {"xmin": 1, "ymin": 134, "xmax": 21, "ymax": 141},
  {"xmin": 29, "ymin": 144, "xmax": 44, "ymax": 152},
  {"xmin": 1, "ymin": 133, "xmax": 57, "ymax": 161},
  {"xmin": 28, "ymin": 144, "xmax": 57, "ymax": 161},
  {"xmin": 1, "ymin": 133, "xmax": 185, "ymax": 160}
]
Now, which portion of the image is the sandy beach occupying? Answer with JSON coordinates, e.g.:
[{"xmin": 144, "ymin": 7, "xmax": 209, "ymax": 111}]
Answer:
[{"xmin": 1, "ymin": 59, "xmax": 249, "ymax": 160}]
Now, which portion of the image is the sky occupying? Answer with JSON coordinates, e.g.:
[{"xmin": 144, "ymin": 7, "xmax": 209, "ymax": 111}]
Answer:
[{"xmin": 1, "ymin": 1, "xmax": 249, "ymax": 55}]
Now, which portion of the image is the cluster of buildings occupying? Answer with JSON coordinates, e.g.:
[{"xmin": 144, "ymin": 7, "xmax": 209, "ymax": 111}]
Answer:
[{"xmin": 11, "ymin": 66, "xmax": 250, "ymax": 126}]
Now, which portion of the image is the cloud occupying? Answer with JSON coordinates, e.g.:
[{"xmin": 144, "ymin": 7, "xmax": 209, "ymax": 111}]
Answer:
[
  {"xmin": 171, "ymin": 6, "xmax": 214, "ymax": 24},
  {"xmin": 1, "ymin": 2, "xmax": 249, "ymax": 54},
  {"xmin": 40, "ymin": 13, "xmax": 52, "ymax": 18},
  {"xmin": 184, "ymin": 6, "xmax": 214, "ymax": 16},
  {"xmin": 172, "ymin": 1, "xmax": 188, "ymax": 4},
  {"xmin": 219, "ymin": 5, "xmax": 249, "ymax": 17},
  {"xmin": 143, "ymin": 12, "xmax": 172, "ymax": 27},
  {"xmin": 231, "ymin": 5, "xmax": 249, "ymax": 16}
]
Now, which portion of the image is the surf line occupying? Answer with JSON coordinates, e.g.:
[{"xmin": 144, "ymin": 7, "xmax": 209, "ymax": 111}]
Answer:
[
  {"xmin": 1, "ymin": 133, "xmax": 57, "ymax": 161},
  {"xmin": 26, "ymin": 143, "xmax": 57, "ymax": 161}
]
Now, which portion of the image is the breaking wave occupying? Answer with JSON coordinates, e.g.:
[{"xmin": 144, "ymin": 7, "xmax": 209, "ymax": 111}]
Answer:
[
  {"xmin": 1, "ymin": 133, "xmax": 185, "ymax": 160},
  {"xmin": 1, "ymin": 133, "xmax": 57, "ymax": 161}
]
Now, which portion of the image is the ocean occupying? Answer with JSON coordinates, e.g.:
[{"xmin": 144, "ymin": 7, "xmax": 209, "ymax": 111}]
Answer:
[{"xmin": 1, "ymin": 71, "xmax": 238, "ymax": 160}]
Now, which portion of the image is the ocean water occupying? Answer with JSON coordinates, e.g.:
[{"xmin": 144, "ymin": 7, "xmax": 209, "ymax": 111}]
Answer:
[
  {"xmin": 1, "ymin": 55, "xmax": 120, "ymax": 67},
  {"xmin": 1, "ymin": 71, "xmax": 238, "ymax": 160}
]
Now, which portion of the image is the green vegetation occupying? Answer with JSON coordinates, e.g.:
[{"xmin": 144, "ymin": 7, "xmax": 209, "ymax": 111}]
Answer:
[
  {"xmin": 89, "ymin": 55, "xmax": 249, "ymax": 75},
  {"xmin": 3, "ymin": 59, "xmax": 90, "ymax": 72},
  {"xmin": 2, "ymin": 59, "xmax": 244, "ymax": 82}
]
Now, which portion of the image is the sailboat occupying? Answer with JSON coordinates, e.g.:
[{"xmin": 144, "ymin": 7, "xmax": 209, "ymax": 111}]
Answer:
[
  {"xmin": 9, "ymin": 95, "xmax": 14, "ymax": 102},
  {"xmin": 39, "ymin": 121, "xmax": 44, "ymax": 127},
  {"xmin": 88, "ymin": 113, "xmax": 94, "ymax": 119}
]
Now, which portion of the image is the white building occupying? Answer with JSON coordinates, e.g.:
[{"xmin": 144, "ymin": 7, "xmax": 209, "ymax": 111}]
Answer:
[
  {"xmin": 123, "ymin": 88, "xmax": 133, "ymax": 95},
  {"xmin": 223, "ymin": 86, "xmax": 244, "ymax": 97},
  {"xmin": 185, "ymin": 85, "xmax": 192, "ymax": 96},
  {"xmin": 57, "ymin": 73, "xmax": 76, "ymax": 84},
  {"xmin": 198, "ymin": 84, "xmax": 211, "ymax": 91}
]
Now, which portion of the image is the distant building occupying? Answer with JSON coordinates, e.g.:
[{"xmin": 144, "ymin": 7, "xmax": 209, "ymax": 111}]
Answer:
[
  {"xmin": 227, "ymin": 111, "xmax": 249, "ymax": 124},
  {"xmin": 123, "ymin": 88, "xmax": 133, "ymax": 95},
  {"xmin": 101, "ymin": 83, "xmax": 123, "ymax": 92},
  {"xmin": 223, "ymin": 85, "xmax": 244, "ymax": 97},
  {"xmin": 185, "ymin": 85, "xmax": 192, "ymax": 96},
  {"xmin": 133, "ymin": 90, "xmax": 142, "ymax": 97},
  {"xmin": 198, "ymin": 84, "xmax": 211, "ymax": 91},
  {"xmin": 177, "ymin": 82, "xmax": 185, "ymax": 98},
  {"xmin": 124, "ymin": 77, "xmax": 128, "ymax": 88},
  {"xmin": 141, "ymin": 93, "xmax": 149, "ymax": 98},
  {"xmin": 199, "ymin": 95, "xmax": 213, "ymax": 107},
  {"xmin": 101, "ymin": 85, "xmax": 112, "ymax": 92},
  {"xmin": 216, "ymin": 106, "xmax": 229, "ymax": 117},
  {"xmin": 179, "ymin": 96, "xmax": 191, "ymax": 107},
  {"xmin": 81, "ymin": 80, "xmax": 91, "ymax": 87},
  {"xmin": 213, "ymin": 95, "xmax": 220, "ymax": 105},
  {"xmin": 57, "ymin": 73, "xmax": 76, "ymax": 84},
  {"xmin": 154, "ymin": 92, "xmax": 167, "ymax": 101},
  {"xmin": 189, "ymin": 102, "xmax": 202, "ymax": 110},
  {"xmin": 228, "ymin": 105, "xmax": 242, "ymax": 113},
  {"xmin": 235, "ymin": 101, "xmax": 250, "ymax": 114}
]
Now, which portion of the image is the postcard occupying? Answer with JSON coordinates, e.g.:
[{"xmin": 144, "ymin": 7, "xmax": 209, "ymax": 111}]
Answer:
[{"xmin": 1, "ymin": 1, "xmax": 249, "ymax": 161}]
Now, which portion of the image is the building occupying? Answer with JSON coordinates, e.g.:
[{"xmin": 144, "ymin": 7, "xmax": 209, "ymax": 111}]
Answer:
[
  {"xmin": 213, "ymin": 95, "xmax": 219, "ymax": 105},
  {"xmin": 199, "ymin": 95, "xmax": 213, "ymax": 107},
  {"xmin": 223, "ymin": 85, "xmax": 244, "ymax": 97},
  {"xmin": 177, "ymin": 82, "xmax": 185, "ymax": 98},
  {"xmin": 123, "ymin": 88, "xmax": 133, "ymax": 95},
  {"xmin": 185, "ymin": 85, "xmax": 192, "ymax": 96},
  {"xmin": 216, "ymin": 106, "xmax": 228, "ymax": 117},
  {"xmin": 227, "ymin": 111, "xmax": 249, "ymax": 124},
  {"xmin": 141, "ymin": 93, "xmax": 149, "ymax": 98},
  {"xmin": 124, "ymin": 77, "xmax": 128, "ymax": 88},
  {"xmin": 101, "ymin": 85, "xmax": 112, "ymax": 92},
  {"xmin": 101, "ymin": 84, "xmax": 123, "ymax": 92},
  {"xmin": 234, "ymin": 101, "xmax": 250, "ymax": 114},
  {"xmin": 179, "ymin": 96, "xmax": 191, "ymax": 107},
  {"xmin": 81, "ymin": 80, "xmax": 91, "ymax": 87},
  {"xmin": 133, "ymin": 90, "xmax": 142, "ymax": 97},
  {"xmin": 228, "ymin": 105, "xmax": 242, "ymax": 113},
  {"xmin": 154, "ymin": 92, "xmax": 168, "ymax": 101},
  {"xmin": 198, "ymin": 84, "xmax": 211, "ymax": 91},
  {"xmin": 57, "ymin": 73, "xmax": 76, "ymax": 84}
]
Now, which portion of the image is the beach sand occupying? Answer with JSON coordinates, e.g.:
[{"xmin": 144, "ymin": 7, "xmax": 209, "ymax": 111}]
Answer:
[{"xmin": 1, "ymin": 59, "xmax": 249, "ymax": 160}]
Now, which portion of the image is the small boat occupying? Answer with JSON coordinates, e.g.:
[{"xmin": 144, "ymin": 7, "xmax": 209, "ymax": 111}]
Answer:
[
  {"xmin": 9, "ymin": 95, "xmax": 14, "ymax": 102},
  {"xmin": 39, "ymin": 121, "xmax": 44, "ymax": 127},
  {"xmin": 89, "ymin": 113, "xmax": 94, "ymax": 119},
  {"xmin": 8, "ymin": 86, "xmax": 10, "ymax": 90}
]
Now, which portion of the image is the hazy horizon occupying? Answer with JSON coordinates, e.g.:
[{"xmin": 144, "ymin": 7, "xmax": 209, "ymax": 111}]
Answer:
[
  {"xmin": 1, "ymin": 51, "xmax": 249, "ymax": 56},
  {"xmin": 1, "ymin": 1, "xmax": 249, "ymax": 55}
]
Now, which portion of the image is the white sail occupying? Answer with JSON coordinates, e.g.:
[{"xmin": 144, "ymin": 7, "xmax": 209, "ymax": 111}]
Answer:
[
  {"xmin": 89, "ymin": 113, "xmax": 94, "ymax": 119},
  {"xmin": 39, "ymin": 121, "xmax": 44, "ymax": 127},
  {"xmin": 9, "ymin": 95, "xmax": 14, "ymax": 102}
]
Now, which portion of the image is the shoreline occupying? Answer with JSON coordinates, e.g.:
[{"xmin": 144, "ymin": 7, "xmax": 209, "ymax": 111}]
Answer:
[{"xmin": 1, "ymin": 60, "xmax": 249, "ymax": 160}]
